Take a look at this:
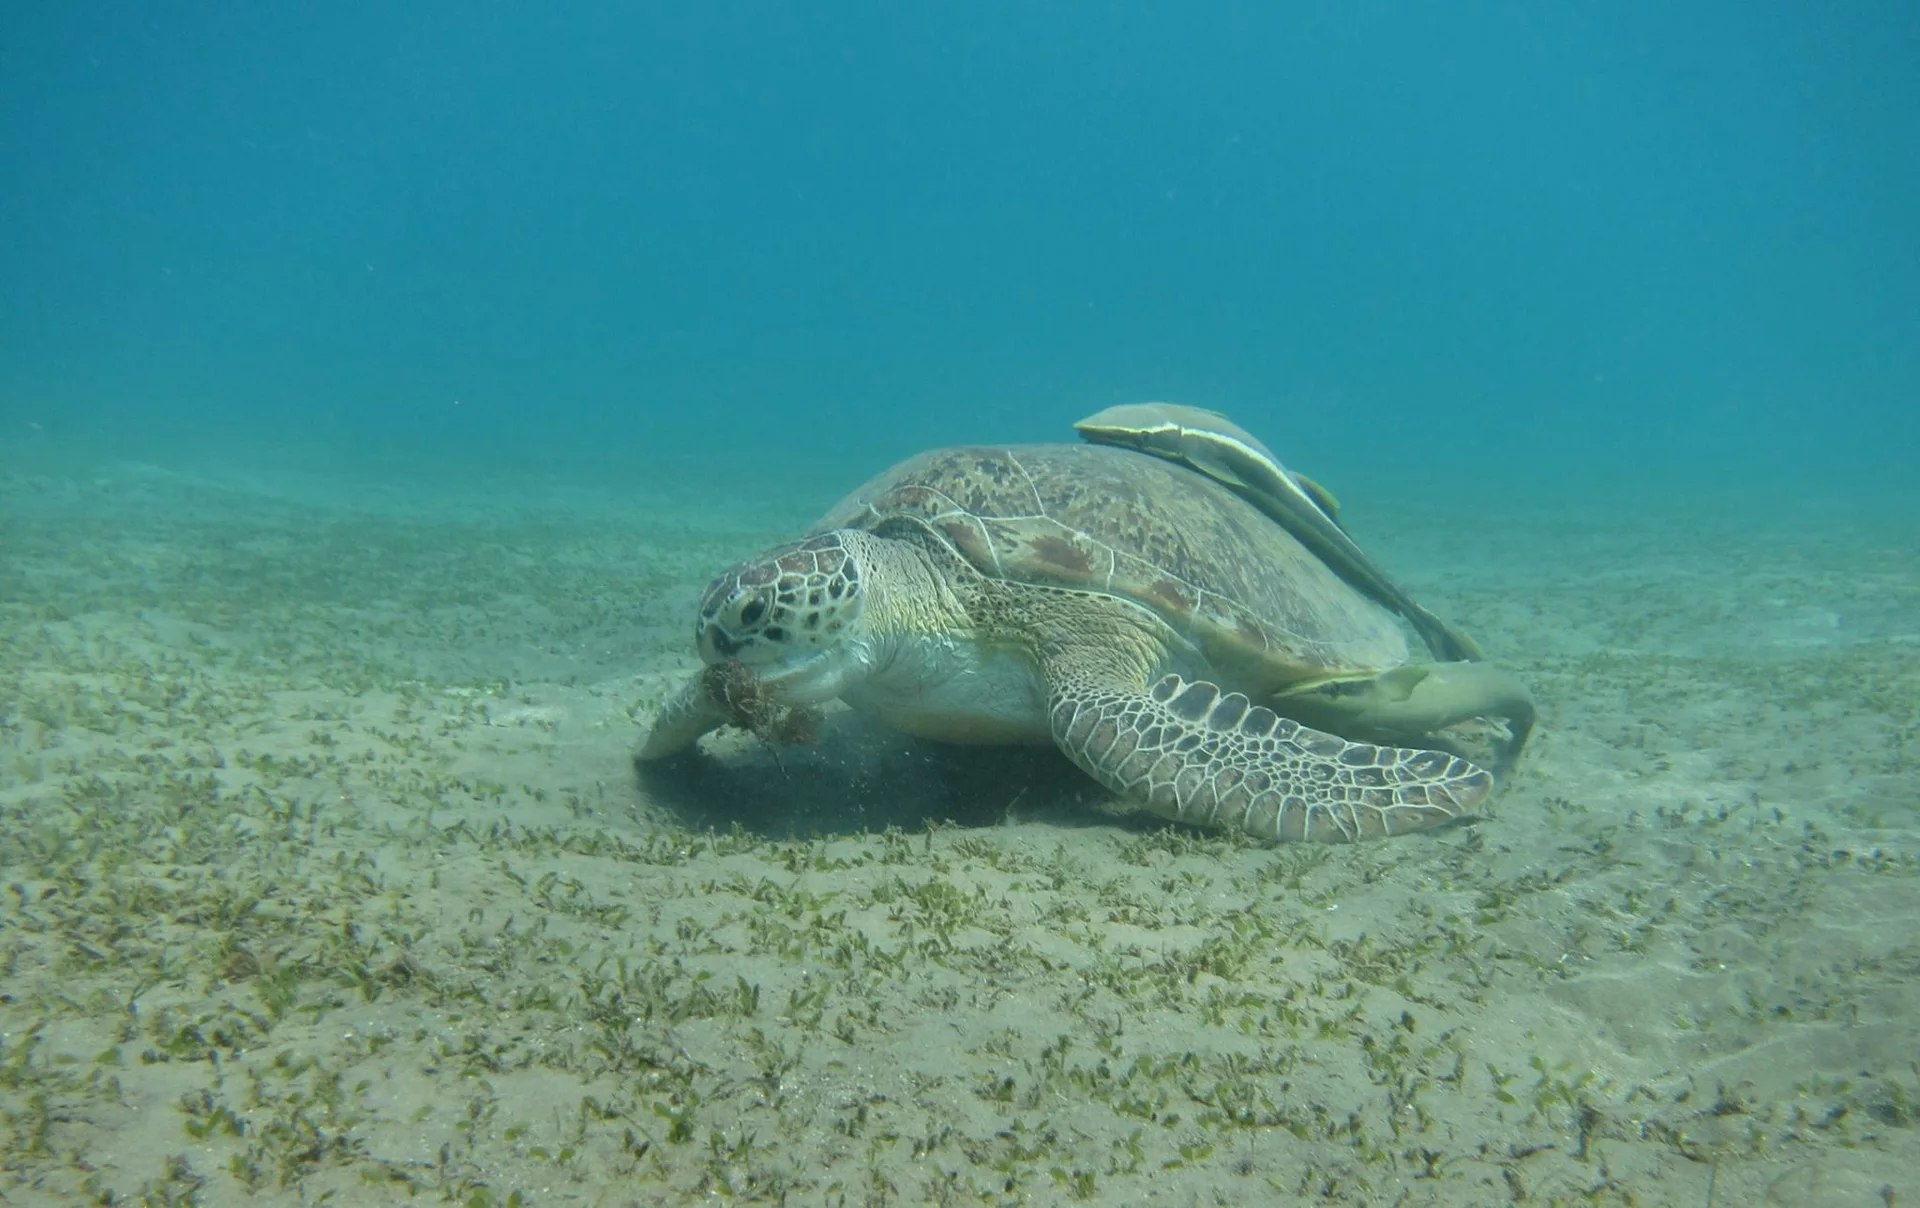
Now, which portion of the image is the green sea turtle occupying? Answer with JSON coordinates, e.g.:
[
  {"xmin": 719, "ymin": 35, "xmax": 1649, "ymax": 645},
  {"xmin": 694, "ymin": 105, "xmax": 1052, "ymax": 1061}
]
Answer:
[
  {"xmin": 1075, "ymin": 402, "xmax": 1484, "ymax": 662},
  {"xmin": 640, "ymin": 439, "xmax": 1533, "ymax": 842}
]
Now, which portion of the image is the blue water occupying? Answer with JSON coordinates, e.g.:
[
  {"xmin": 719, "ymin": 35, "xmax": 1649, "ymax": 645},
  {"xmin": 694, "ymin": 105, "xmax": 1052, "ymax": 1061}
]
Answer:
[{"xmin": 3, "ymin": 2, "xmax": 1917, "ymax": 496}]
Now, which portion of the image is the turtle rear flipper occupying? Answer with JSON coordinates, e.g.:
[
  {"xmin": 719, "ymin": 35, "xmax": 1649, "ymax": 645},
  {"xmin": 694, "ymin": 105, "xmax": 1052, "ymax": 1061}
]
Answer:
[
  {"xmin": 1271, "ymin": 661, "xmax": 1535, "ymax": 779},
  {"xmin": 1045, "ymin": 657, "xmax": 1492, "ymax": 843}
]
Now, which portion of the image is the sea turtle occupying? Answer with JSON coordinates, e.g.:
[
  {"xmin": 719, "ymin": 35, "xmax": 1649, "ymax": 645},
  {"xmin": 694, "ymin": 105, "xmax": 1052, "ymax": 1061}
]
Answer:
[
  {"xmin": 1075, "ymin": 402, "xmax": 1484, "ymax": 662},
  {"xmin": 639, "ymin": 439, "xmax": 1533, "ymax": 842}
]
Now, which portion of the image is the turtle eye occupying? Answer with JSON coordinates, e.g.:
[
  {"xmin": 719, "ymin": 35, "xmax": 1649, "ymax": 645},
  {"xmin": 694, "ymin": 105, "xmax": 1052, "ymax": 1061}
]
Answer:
[{"xmin": 738, "ymin": 595, "xmax": 768, "ymax": 627}]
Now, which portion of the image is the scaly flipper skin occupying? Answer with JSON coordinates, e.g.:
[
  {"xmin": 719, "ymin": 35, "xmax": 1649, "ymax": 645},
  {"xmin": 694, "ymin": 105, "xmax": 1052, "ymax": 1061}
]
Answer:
[{"xmin": 1047, "ymin": 666, "xmax": 1492, "ymax": 843}]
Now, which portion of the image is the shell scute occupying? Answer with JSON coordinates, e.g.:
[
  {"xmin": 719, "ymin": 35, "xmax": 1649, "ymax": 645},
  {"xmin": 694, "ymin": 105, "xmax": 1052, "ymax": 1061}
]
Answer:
[{"xmin": 815, "ymin": 443, "xmax": 1410, "ymax": 680}]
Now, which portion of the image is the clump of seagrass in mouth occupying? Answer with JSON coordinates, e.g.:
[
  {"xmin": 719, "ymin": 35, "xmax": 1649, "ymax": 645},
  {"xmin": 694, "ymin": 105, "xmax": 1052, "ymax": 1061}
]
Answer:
[{"xmin": 701, "ymin": 659, "xmax": 823, "ymax": 753}]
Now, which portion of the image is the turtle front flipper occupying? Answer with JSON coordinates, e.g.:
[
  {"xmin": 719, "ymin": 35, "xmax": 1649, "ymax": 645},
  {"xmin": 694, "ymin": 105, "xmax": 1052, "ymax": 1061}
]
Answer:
[
  {"xmin": 638, "ymin": 671, "xmax": 730, "ymax": 760},
  {"xmin": 1046, "ymin": 664, "xmax": 1492, "ymax": 843}
]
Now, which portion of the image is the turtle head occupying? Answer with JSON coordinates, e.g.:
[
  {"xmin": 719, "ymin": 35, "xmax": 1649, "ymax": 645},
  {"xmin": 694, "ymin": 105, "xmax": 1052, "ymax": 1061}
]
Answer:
[{"xmin": 692, "ymin": 532, "xmax": 870, "ymax": 701}]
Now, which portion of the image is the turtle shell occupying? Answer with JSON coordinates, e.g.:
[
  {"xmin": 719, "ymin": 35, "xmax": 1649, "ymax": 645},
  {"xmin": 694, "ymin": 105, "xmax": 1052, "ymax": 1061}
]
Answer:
[{"xmin": 812, "ymin": 443, "xmax": 1410, "ymax": 690}]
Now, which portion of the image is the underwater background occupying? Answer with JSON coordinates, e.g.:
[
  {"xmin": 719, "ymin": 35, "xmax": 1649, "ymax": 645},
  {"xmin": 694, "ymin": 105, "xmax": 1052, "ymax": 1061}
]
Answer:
[
  {"xmin": 5, "ymin": 2, "xmax": 1917, "ymax": 495},
  {"xmin": 3, "ymin": 3, "xmax": 1918, "ymax": 1205}
]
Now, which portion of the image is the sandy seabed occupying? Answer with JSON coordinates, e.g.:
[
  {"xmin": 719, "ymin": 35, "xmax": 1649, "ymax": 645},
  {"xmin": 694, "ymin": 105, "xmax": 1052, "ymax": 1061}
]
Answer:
[{"xmin": 1, "ymin": 446, "xmax": 1915, "ymax": 1207}]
